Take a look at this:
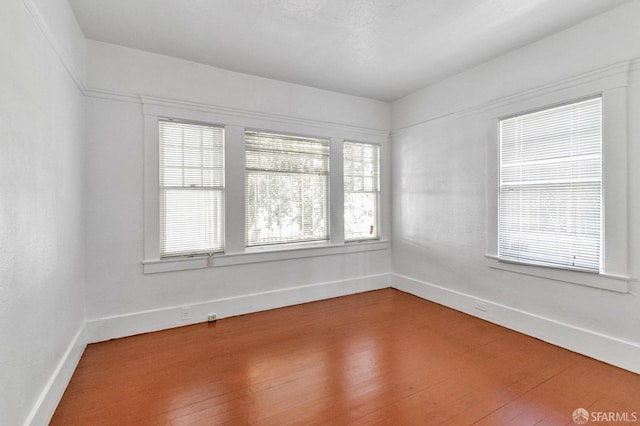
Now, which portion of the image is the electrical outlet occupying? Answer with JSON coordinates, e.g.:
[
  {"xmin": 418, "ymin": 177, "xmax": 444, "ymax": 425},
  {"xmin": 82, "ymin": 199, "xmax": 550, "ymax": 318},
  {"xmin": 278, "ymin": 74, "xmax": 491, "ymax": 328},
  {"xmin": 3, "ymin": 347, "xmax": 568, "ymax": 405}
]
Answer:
[
  {"xmin": 207, "ymin": 313, "xmax": 217, "ymax": 323},
  {"xmin": 181, "ymin": 306, "xmax": 191, "ymax": 321},
  {"xmin": 474, "ymin": 301, "xmax": 487, "ymax": 312}
]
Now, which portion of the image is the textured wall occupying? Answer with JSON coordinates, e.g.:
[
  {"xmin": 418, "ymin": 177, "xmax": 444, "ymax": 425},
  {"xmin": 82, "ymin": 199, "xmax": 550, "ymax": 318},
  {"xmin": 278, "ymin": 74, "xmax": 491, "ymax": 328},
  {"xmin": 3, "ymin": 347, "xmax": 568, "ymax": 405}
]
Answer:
[{"xmin": 0, "ymin": 0, "xmax": 86, "ymax": 424}]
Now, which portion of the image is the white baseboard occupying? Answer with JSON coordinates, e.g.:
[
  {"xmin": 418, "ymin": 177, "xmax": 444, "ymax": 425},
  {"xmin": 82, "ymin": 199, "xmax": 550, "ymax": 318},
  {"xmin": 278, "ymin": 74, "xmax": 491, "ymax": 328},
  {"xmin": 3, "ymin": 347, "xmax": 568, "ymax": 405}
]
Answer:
[
  {"xmin": 391, "ymin": 273, "xmax": 640, "ymax": 374},
  {"xmin": 87, "ymin": 273, "xmax": 390, "ymax": 343},
  {"xmin": 25, "ymin": 272, "xmax": 638, "ymax": 426},
  {"xmin": 25, "ymin": 323, "xmax": 88, "ymax": 426},
  {"xmin": 25, "ymin": 274, "xmax": 388, "ymax": 424}
]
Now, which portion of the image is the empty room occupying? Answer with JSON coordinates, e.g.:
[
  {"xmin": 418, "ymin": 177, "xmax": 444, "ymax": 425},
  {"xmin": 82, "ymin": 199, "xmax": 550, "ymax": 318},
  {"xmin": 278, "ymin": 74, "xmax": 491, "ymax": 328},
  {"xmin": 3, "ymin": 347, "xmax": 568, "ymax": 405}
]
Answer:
[{"xmin": 2, "ymin": 0, "xmax": 640, "ymax": 424}]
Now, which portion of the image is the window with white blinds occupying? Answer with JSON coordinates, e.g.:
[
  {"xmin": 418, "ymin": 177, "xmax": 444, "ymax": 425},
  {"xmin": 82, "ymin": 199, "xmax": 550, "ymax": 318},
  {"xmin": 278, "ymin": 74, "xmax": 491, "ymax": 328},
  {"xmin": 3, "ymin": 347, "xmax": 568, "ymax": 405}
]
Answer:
[
  {"xmin": 498, "ymin": 97, "xmax": 602, "ymax": 272},
  {"xmin": 344, "ymin": 141, "xmax": 380, "ymax": 241},
  {"xmin": 245, "ymin": 130, "xmax": 329, "ymax": 246},
  {"xmin": 159, "ymin": 120, "xmax": 224, "ymax": 257}
]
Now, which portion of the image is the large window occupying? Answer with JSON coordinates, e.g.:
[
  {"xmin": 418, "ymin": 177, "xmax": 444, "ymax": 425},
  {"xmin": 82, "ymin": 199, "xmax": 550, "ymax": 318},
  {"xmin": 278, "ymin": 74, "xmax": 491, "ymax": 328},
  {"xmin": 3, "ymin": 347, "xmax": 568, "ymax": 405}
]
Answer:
[
  {"xmin": 159, "ymin": 120, "xmax": 224, "ymax": 257},
  {"xmin": 344, "ymin": 141, "xmax": 380, "ymax": 241},
  {"xmin": 498, "ymin": 97, "xmax": 602, "ymax": 272},
  {"xmin": 144, "ymin": 102, "xmax": 388, "ymax": 274},
  {"xmin": 245, "ymin": 130, "xmax": 330, "ymax": 246}
]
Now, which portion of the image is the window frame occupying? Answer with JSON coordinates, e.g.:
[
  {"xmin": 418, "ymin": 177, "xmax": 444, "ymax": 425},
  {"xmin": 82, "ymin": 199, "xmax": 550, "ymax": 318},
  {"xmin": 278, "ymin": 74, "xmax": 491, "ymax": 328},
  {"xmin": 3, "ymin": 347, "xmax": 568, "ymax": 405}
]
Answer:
[
  {"xmin": 485, "ymin": 76, "xmax": 630, "ymax": 293},
  {"xmin": 142, "ymin": 100, "xmax": 389, "ymax": 274},
  {"xmin": 497, "ymin": 96, "xmax": 603, "ymax": 273},
  {"xmin": 158, "ymin": 119, "xmax": 226, "ymax": 258}
]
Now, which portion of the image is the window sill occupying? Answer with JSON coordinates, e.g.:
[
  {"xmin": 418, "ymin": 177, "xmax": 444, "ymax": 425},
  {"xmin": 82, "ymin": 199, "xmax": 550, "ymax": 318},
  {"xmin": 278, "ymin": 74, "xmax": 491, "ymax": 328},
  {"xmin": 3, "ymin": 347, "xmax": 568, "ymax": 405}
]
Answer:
[
  {"xmin": 143, "ymin": 240, "xmax": 389, "ymax": 274},
  {"xmin": 485, "ymin": 255, "xmax": 629, "ymax": 293}
]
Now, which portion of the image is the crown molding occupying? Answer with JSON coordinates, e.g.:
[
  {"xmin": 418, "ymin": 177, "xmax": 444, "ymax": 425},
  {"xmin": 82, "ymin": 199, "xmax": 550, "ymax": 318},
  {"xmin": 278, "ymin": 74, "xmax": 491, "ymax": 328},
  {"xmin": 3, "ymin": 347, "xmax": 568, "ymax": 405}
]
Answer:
[
  {"xmin": 137, "ymin": 95, "xmax": 390, "ymax": 139},
  {"xmin": 477, "ymin": 60, "xmax": 630, "ymax": 116},
  {"xmin": 83, "ymin": 88, "xmax": 390, "ymax": 141},
  {"xmin": 22, "ymin": 0, "xmax": 86, "ymax": 94},
  {"xmin": 393, "ymin": 59, "xmax": 636, "ymax": 134}
]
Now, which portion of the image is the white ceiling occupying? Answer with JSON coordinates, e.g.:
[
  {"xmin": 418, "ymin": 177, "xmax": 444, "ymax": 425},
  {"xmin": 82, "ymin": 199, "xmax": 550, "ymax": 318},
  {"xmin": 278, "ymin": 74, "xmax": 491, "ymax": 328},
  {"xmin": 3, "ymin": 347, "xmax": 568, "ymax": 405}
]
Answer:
[{"xmin": 68, "ymin": 0, "xmax": 630, "ymax": 102}]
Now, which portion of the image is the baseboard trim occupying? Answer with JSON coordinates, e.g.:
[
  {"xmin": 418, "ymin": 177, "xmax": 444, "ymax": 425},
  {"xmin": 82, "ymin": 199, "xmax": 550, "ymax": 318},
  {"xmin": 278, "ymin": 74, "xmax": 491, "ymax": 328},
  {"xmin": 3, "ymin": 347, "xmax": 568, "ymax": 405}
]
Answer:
[
  {"xmin": 25, "ymin": 322, "xmax": 88, "ymax": 426},
  {"xmin": 87, "ymin": 273, "xmax": 390, "ymax": 343},
  {"xmin": 391, "ymin": 273, "xmax": 640, "ymax": 374}
]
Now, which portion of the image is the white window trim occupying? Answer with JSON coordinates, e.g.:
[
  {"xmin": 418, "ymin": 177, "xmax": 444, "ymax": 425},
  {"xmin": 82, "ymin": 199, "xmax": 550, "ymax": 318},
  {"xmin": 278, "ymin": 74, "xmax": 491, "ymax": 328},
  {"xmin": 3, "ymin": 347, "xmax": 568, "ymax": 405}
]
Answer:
[
  {"xmin": 143, "ymin": 100, "xmax": 389, "ymax": 274},
  {"xmin": 158, "ymin": 119, "xmax": 226, "ymax": 257},
  {"xmin": 143, "ymin": 240, "xmax": 389, "ymax": 274},
  {"xmin": 484, "ymin": 255, "xmax": 628, "ymax": 293},
  {"xmin": 343, "ymin": 140, "xmax": 381, "ymax": 242},
  {"xmin": 486, "ymin": 72, "xmax": 630, "ymax": 293}
]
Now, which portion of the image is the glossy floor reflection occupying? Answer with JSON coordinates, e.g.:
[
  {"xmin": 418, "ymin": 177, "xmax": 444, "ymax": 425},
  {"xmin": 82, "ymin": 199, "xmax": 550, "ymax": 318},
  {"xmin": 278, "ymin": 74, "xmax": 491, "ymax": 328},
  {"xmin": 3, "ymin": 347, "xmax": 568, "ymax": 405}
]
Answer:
[{"xmin": 51, "ymin": 289, "xmax": 640, "ymax": 425}]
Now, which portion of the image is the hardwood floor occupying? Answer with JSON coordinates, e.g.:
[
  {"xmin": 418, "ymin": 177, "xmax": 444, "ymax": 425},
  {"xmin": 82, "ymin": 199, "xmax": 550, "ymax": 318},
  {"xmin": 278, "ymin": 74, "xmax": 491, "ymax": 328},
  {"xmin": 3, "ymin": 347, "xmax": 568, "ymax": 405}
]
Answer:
[{"xmin": 51, "ymin": 289, "xmax": 640, "ymax": 425}]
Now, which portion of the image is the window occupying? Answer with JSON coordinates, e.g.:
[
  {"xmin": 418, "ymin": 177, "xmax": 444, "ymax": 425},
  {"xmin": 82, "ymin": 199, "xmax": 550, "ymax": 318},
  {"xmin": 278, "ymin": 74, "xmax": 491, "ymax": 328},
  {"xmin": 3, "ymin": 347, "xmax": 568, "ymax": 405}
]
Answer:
[
  {"xmin": 344, "ymin": 141, "xmax": 380, "ymax": 241},
  {"xmin": 159, "ymin": 120, "xmax": 224, "ymax": 257},
  {"xmin": 144, "ymin": 101, "xmax": 388, "ymax": 274},
  {"xmin": 498, "ymin": 97, "xmax": 602, "ymax": 272},
  {"xmin": 245, "ymin": 130, "xmax": 330, "ymax": 246}
]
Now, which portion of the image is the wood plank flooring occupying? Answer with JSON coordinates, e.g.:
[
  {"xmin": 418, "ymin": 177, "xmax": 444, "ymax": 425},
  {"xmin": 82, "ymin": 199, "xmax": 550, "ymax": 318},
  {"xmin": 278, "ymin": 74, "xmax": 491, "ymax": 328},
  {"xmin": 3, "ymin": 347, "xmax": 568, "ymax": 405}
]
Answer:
[{"xmin": 51, "ymin": 289, "xmax": 640, "ymax": 425}]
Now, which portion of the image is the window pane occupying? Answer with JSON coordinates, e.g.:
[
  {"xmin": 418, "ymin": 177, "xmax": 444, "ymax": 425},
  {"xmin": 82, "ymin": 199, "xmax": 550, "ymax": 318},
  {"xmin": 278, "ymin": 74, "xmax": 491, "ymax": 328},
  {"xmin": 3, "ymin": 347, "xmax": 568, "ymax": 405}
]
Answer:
[
  {"xmin": 245, "ymin": 131, "xmax": 329, "ymax": 246},
  {"xmin": 345, "ymin": 193, "xmax": 377, "ymax": 240},
  {"xmin": 161, "ymin": 189, "xmax": 224, "ymax": 255},
  {"xmin": 344, "ymin": 141, "xmax": 380, "ymax": 241}
]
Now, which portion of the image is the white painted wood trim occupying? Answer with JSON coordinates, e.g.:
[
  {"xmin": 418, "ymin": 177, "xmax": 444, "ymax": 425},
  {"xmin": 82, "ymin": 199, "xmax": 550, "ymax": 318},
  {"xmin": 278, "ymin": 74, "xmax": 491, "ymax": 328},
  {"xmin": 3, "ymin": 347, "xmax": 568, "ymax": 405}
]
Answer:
[
  {"xmin": 329, "ymin": 136, "xmax": 346, "ymax": 245},
  {"xmin": 484, "ymin": 73, "xmax": 630, "ymax": 292},
  {"xmin": 145, "ymin": 96, "xmax": 389, "ymax": 136},
  {"xmin": 25, "ymin": 323, "xmax": 88, "ymax": 426},
  {"xmin": 86, "ymin": 273, "xmax": 391, "ymax": 343},
  {"xmin": 143, "ymin": 240, "xmax": 389, "ymax": 274},
  {"xmin": 142, "ymin": 99, "xmax": 390, "ymax": 273},
  {"xmin": 84, "ymin": 91, "xmax": 390, "ymax": 140},
  {"xmin": 391, "ymin": 273, "xmax": 640, "ymax": 375},
  {"xmin": 485, "ymin": 255, "xmax": 629, "ymax": 293},
  {"xmin": 21, "ymin": 0, "xmax": 86, "ymax": 94},
  {"xmin": 392, "ymin": 59, "xmax": 633, "ymax": 134}
]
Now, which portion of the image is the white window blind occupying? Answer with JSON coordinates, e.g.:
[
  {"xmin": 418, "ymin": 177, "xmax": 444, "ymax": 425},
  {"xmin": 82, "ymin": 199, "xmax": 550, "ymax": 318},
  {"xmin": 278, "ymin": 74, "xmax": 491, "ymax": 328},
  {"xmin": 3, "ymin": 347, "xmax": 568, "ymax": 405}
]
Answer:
[
  {"xmin": 159, "ymin": 120, "xmax": 224, "ymax": 257},
  {"xmin": 344, "ymin": 141, "xmax": 380, "ymax": 241},
  {"xmin": 245, "ymin": 130, "xmax": 329, "ymax": 246},
  {"xmin": 498, "ymin": 97, "xmax": 602, "ymax": 272}
]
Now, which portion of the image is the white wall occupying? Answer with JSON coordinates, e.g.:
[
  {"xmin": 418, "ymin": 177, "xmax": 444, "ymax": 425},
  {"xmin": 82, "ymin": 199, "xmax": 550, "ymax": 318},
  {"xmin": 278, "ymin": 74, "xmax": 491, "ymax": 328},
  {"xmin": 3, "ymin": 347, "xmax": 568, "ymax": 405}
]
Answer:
[
  {"xmin": 391, "ymin": 0, "xmax": 640, "ymax": 373},
  {"xmin": 0, "ymin": 0, "xmax": 87, "ymax": 424},
  {"xmin": 83, "ymin": 41, "xmax": 392, "ymax": 340}
]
